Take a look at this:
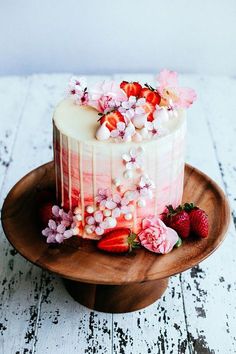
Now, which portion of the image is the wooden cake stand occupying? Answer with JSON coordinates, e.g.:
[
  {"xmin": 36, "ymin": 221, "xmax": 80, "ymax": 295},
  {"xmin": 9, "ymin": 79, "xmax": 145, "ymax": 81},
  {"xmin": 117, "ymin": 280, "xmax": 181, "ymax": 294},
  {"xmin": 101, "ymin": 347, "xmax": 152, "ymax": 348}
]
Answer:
[{"xmin": 1, "ymin": 162, "xmax": 230, "ymax": 313}]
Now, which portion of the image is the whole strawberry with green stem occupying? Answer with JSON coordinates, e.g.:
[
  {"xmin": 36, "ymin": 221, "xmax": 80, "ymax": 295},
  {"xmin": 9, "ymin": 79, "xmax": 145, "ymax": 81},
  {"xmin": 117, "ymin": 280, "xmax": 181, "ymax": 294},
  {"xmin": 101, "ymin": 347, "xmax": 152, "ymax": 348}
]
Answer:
[
  {"xmin": 163, "ymin": 205, "xmax": 190, "ymax": 239},
  {"xmin": 183, "ymin": 203, "xmax": 209, "ymax": 238}
]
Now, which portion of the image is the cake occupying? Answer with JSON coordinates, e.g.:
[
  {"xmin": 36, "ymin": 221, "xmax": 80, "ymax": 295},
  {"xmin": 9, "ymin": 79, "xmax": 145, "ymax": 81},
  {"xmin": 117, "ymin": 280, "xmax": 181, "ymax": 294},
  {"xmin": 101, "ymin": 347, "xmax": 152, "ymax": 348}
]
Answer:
[{"xmin": 51, "ymin": 70, "xmax": 196, "ymax": 242}]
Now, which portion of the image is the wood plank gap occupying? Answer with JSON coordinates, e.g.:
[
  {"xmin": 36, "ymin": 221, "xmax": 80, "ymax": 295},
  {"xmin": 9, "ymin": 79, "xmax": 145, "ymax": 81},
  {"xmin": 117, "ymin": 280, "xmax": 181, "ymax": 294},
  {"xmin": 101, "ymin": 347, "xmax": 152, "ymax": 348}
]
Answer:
[{"xmin": 179, "ymin": 273, "xmax": 192, "ymax": 354}]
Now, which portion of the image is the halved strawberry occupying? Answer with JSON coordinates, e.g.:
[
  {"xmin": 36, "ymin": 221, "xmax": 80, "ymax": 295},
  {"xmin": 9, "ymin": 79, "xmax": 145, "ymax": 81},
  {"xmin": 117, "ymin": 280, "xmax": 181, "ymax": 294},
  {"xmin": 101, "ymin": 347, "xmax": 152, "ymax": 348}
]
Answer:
[
  {"xmin": 120, "ymin": 81, "xmax": 142, "ymax": 97},
  {"xmin": 99, "ymin": 110, "xmax": 125, "ymax": 131},
  {"xmin": 38, "ymin": 202, "xmax": 54, "ymax": 226},
  {"xmin": 97, "ymin": 228, "xmax": 140, "ymax": 253},
  {"xmin": 139, "ymin": 85, "xmax": 161, "ymax": 106}
]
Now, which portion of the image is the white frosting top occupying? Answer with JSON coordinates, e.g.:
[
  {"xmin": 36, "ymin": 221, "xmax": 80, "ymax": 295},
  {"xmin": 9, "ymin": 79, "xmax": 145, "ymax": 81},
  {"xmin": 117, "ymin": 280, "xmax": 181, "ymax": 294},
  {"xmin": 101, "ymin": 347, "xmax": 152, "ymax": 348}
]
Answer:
[{"xmin": 53, "ymin": 98, "xmax": 186, "ymax": 145}]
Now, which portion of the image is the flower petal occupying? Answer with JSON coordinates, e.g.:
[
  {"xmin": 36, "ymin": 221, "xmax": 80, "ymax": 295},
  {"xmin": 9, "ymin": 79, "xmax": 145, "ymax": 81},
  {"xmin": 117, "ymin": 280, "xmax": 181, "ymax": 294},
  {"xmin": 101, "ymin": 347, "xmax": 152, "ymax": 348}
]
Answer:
[{"xmin": 95, "ymin": 227, "xmax": 104, "ymax": 236}]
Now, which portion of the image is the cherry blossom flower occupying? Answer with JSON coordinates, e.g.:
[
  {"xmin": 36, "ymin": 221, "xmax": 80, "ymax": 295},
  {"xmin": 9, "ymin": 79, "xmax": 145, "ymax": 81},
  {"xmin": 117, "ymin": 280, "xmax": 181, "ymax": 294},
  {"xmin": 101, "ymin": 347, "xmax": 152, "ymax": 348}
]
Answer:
[
  {"xmin": 67, "ymin": 76, "xmax": 89, "ymax": 105},
  {"xmin": 122, "ymin": 147, "xmax": 144, "ymax": 170},
  {"xmin": 146, "ymin": 119, "xmax": 168, "ymax": 138},
  {"xmin": 119, "ymin": 96, "xmax": 146, "ymax": 121},
  {"xmin": 139, "ymin": 175, "xmax": 155, "ymax": 199},
  {"xmin": 138, "ymin": 216, "xmax": 178, "ymax": 254},
  {"xmin": 157, "ymin": 69, "xmax": 196, "ymax": 109},
  {"xmin": 110, "ymin": 122, "xmax": 135, "ymax": 142},
  {"xmin": 126, "ymin": 175, "xmax": 155, "ymax": 201},
  {"xmin": 106, "ymin": 194, "xmax": 132, "ymax": 218},
  {"xmin": 95, "ymin": 188, "xmax": 112, "ymax": 208},
  {"xmin": 86, "ymin": 211, "xmax": 109, "ymax": 236},
  {"xmin": 89, "ymin": 80, "xmax": 127, "ymax": 113},
  {"xmin": 42, "ymin": 205, "xmax": 75, "ymax": 243}
]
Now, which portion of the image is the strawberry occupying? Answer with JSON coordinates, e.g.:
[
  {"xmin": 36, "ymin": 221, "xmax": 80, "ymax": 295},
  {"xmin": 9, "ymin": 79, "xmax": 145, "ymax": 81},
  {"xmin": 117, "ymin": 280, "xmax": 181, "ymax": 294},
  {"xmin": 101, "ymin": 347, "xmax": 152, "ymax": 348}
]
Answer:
[
  {"xmin": 164, "ymin": 205, "xmax": 190, "ymax": 239},
  {"xmin": 99, "ymin": 110, "xmax": 125, "ymax": 131},
  {"xmin": 139, "ymin": 85, "xmax": 161, "ymax": 106},
  {"xmin": 120, "ymin": 81, "xmax": 142, "ymax": 97},
  {"xmin": 38, "ymin": 202, "xmax": 54, "ymax": 226},
  {"xmin": 188, "ymin": 208, "xmax": 209, "ymax": 238},
  {"xmin": 97, "ymin": 228, "xmax": 140, "ymax": 253}
]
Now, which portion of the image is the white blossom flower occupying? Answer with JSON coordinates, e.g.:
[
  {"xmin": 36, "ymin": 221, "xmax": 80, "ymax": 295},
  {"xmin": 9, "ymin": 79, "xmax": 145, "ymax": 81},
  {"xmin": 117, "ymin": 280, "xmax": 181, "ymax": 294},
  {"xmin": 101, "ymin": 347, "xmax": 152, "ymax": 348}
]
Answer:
[
  {"xmin": 95, "ymin": 188, "xmax": 112, "ymax": 208},
  {"xmin": 106, "ymin": 194, "xmax": 132, "ymax": 218},
  {"xmin": 110, "ymin": 122, "xmax": 135, "ymax": 142},
  {"xmin": 67, "ymin": 76, "xmax": 89, "ymax": 105},
  {"xmin": 119, "ymin": 96, "xmax": 146, "ymax": 122},
  {"xmin": 146, "ymin": 118, "xmax": 167, "ymax": 138},
  {"xmin": 85, "ymin": 211, "xmax": 108, "ymax": 236},
  {"xmin": 125, "ymin": 175, "xmax": 155, "ymax": 201},
  {"xmin": 122, "ymin": 147, "xmax": 144, "ymax": 170}
]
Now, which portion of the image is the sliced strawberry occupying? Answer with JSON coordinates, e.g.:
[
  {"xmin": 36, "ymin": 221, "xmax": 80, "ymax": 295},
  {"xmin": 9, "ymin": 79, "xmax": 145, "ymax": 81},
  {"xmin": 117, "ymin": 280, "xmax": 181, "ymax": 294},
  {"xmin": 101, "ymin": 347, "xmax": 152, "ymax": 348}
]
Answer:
[
  {"xmin": 164, "ymin": 205, "xmax": 190, "ymax": 239},
  {"xmin": 99, "ymin": 110, "xmax": 125, "ymax": 131},
  {"xmin": 147, "ymin": 112, "xmax": 154, "ymax": 122},
  {"xmin": 188, "ymin": 208, "xmax": 209, "ymax": 238},
  {"xmin": 120, "ymin": 81, "xmax": 142, "ymax": 97},
  {"xmin": 38, "ymin": 202, "xmax": 54, "ymax": 226},
  {"xmin": 97, "ymin": 228, "xmax": 140, "ymax": 253},
  {"xmin": 139, "ymin": 86, "xmax": 161, "ymax": 106}
]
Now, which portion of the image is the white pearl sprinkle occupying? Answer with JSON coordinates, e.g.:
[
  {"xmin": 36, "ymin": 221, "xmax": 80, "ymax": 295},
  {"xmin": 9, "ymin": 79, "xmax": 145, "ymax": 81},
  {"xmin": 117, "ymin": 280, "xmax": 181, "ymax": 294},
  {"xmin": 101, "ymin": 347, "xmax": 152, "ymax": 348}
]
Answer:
[
  {"xmin": 124, "ymin": 213, "xmax": 133, "ymax": 221},
  {"xmin": 123, "ymin": 170, "xmax": 133, "ymax": 179},
  {"xmin": 112, "ymin": 178, "xmax": 121, "ymax": 187},
  {"xmin": 138, "ymin": 199, "xmax": 146, "ymax": 207},
  {"xmin": 72, "ymin": 227, "xmax": 79, "ymax": 235},
  {"xmin": 105, "ymin": 217, "xmax": 117, "ymax": 228},
  {"xmin": 86, "ymin": 206, "xmax": 94, "ymax": 214},
  {"xmin": 85, "ymin": 225, "xmax": 93, "ymax": 234},
  {"xmin": 103, "ymin": 209, "xmax": 111, "ymax": 217},
  {"xmin": 74, "ymin": 207, "xmax": 82, "ymax": 215},
  {"xmin": 75, "ymin": 213, "xmax": 82, "ymax": 221}
]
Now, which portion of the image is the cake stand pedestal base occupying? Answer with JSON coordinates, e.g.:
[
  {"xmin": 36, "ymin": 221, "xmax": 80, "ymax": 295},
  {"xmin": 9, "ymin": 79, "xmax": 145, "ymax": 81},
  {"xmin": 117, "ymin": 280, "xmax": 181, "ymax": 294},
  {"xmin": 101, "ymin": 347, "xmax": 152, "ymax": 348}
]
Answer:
[{"xmin": 63, "ymin": 277, "xmax": 169, "ymax": 313}]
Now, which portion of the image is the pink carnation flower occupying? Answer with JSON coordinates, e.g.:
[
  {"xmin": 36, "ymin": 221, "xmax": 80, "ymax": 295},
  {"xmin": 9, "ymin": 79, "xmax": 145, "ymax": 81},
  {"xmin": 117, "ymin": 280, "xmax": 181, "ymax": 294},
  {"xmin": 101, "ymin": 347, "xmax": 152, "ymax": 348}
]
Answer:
[
  {"xmin": 138, "ymin": 216, "xmax": 178, "ymax": 254},
  {"xmin": 157, "ymin": 69, "xmax": 197, "ymax": 109}
]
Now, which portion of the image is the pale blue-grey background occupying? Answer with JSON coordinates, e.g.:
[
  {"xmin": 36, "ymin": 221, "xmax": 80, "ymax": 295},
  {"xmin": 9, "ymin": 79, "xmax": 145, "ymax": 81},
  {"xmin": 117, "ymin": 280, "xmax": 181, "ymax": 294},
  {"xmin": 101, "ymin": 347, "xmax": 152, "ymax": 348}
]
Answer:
[{"xmin": 0, "ymin": 0, "xmax": 235, "ymax": 76}]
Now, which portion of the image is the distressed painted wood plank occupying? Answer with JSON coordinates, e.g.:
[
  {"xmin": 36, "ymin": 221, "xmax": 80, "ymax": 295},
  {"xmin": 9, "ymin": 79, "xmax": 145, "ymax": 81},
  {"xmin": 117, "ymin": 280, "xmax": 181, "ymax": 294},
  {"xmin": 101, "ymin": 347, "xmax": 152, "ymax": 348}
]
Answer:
[
  {"xmin": 179, "ymin": 74, "xmax": 236, "ymax": 353},
  {"xmin": 112, "ymin": 74, "xmax": 190, "ymax": 354},
  {"xmin": 0, "ymin": 76, "xmax": 30, "ymax": 190},
  {"xmin": 35, "ymin": 272, "xmax": 112, "ymax": 354},
  {"xmin": 0, "ymin": 74, "xmax": 71, "ymax": 354}
]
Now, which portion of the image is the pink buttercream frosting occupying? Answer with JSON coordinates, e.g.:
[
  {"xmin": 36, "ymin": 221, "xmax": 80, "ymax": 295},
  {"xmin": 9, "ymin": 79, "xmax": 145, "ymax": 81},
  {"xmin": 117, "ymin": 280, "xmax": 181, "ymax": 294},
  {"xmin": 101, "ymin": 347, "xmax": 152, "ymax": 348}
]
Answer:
[{"xmin": 138, "ymin": 216, "xmax": 178, "ymax": 254}]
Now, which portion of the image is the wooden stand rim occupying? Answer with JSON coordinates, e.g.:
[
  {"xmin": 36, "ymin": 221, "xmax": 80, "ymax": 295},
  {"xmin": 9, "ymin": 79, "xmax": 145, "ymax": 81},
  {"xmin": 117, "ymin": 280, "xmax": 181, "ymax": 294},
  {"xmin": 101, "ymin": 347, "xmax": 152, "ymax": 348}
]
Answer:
[{"xmin": 1, "ymin": 161, "xmax": 231, "ymax": 286}]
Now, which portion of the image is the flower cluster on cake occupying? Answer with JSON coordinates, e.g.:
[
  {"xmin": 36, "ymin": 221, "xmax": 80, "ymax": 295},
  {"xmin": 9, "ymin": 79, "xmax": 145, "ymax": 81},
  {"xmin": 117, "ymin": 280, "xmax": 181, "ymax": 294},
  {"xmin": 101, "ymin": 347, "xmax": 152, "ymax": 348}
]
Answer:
[{"xmin": 40, "ymin": 69, "xmax": 208, "ymax": 255}]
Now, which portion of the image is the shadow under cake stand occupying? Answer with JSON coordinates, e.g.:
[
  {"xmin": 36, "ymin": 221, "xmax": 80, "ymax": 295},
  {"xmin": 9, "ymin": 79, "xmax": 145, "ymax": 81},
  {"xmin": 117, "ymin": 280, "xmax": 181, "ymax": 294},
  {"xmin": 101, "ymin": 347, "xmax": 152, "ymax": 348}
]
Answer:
[{"xmin": 1, "ymin": 162, "xmax": 230, "ymax": 313}]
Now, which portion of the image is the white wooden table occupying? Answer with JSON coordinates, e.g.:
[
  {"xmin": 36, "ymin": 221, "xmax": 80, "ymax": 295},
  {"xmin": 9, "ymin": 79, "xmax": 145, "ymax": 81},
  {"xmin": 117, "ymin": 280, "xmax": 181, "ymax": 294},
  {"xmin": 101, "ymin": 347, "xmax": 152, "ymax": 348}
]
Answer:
[{"xmin": 0, "ymin": 73, "xmax": 235, "ymax": 354}]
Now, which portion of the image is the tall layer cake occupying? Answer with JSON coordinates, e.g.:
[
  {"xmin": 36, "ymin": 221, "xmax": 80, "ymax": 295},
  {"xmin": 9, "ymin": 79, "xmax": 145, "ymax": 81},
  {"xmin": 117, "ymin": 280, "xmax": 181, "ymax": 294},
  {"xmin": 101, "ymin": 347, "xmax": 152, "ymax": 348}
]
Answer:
[{"xmin": 52, "ymin": 70, "xmax": 196, "ymax": 240}]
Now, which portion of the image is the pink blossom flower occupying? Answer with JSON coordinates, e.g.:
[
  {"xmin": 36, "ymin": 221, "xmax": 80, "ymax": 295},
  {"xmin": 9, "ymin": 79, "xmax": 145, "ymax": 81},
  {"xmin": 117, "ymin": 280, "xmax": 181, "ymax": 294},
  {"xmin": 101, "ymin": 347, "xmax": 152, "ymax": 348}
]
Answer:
[
  {"xmin": 95, "ymin": 188, "xmax": 112, "ymax": 208},
  {"xmin": 119, "ymin": 96, "xmax": 146, "ymax": 121},
  {"xmin": 126, "ymin": 175, "xmax": 155, "ymax": 201},
  {"xmin": 122, "ymin": 147, "xmax": 144, "ymax": 170},
  {"xmin": 157, "ymin": 69, "xmax": 197, "ymax": 109},
  {"xmin": 42, "ymin": 205, "xmax": 75, "ymax": 244},
  {"xmin": 89, "ymin": 80, "xmax": 127, "ymax": 113},
  {"xmin": 67, "ymin": 76, "xmax": 89, "ymax": 105},
  {"xmin": 86, "ymin": 210, "xmax": 108, "ymax": 236},
  {"xmin": 138, "ymin": 216, "xmax": 178, "ymax": 254},
  {"xmin": 106, "ymin": 194, "xmax": 132, "ymax": 218},
  {"xmin": 110, "ymin": 122, "xmax": 135, "ymax": 142}
]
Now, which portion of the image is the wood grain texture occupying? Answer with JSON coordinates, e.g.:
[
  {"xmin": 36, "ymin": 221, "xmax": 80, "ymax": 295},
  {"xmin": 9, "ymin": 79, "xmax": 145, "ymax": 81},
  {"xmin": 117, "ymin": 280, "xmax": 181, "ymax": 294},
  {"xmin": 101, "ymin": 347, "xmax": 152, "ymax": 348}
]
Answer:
[
  {"xmin": 0, "ymin": 73, "xmax": 236, "ymax": 353},
  {"xmin": 1, "ymin": 162, "xmax": 230, "ymax": 287}
]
